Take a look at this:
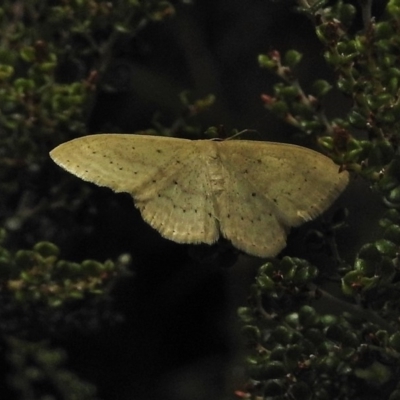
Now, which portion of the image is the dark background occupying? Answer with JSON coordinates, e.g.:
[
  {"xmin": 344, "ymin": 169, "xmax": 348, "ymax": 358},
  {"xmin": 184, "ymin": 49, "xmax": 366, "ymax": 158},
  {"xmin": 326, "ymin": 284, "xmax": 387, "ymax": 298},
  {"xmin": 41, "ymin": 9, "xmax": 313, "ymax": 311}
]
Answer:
[
  {"xmin": 6, "ymin": 0, "xmax": 389, "ymax": 399},
  {"xmin": 59, "ymin": 1, "xmax": 383, "ymax": 399}
]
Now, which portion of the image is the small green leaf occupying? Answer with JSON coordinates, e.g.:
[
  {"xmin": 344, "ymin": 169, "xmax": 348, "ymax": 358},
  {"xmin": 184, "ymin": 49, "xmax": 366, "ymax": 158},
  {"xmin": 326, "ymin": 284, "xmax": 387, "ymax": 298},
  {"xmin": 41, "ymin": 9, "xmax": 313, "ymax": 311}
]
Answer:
[
  {"xmin": 375, "ymin": 239, "xmax": 397, "ymax": 257},
  {"xmin": 33, "ymin": 242, "xmax": 60, "ymax": 258},
  {"xmin": 355, "ymin": 361, "xmax": 392, "ymax": 385},
  {"xmin": 258, "ymin": 54, "xmax": 279, "ymax": 70},
  {"xmin": 0, "ymin": 64, "xmax": 14, "ymax": 80},
  {"xmin": 284, "ymin": 50, "xmax": 303, "ymax": 69},
  {"xmin": 299, "ymin": 305, "xmax": 319, "ymax": 327},
  {"xmin": 270, "ymin": 345, "xmax": 286, "ymax": 361},
  {"xmin": 260, "ymin": 361, "xmax": 286, "ymax": 380},
  {"xmin": 312, "ymin": 79, "xmax": 332, "ymax": 97},
  {"xmin": 20, "ymin": 46, "xmax": 36, "ymax": 62},
  {"xmin": 241, "ymin": 325, "xmax": 261, "ymax": 343},
  {"xmin": 256, "ymin": 274, "xmax": 275, "ymax": 291}
]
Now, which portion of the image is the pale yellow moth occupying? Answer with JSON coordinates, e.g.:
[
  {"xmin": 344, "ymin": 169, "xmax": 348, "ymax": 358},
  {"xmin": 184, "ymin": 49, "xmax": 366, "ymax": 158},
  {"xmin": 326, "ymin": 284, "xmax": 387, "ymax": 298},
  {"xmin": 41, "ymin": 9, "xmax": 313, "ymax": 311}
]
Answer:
[{"xmin": 50, "ymin": 134, "xmax": 348, "ymax": 257}]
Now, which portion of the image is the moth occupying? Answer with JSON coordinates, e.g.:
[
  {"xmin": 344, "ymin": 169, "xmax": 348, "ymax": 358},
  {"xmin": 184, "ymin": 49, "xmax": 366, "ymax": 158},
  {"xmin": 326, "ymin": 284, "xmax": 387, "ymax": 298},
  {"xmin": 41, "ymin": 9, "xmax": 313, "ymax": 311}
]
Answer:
[{"xmin": 50, "ymin": 134, "xmax": 348, "ymax": 257}]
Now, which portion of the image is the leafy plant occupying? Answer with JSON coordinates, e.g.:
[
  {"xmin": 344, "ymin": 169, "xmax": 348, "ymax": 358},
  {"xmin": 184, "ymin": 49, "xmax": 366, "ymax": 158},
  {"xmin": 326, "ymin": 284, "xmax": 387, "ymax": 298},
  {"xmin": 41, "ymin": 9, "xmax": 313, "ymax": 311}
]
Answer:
[
  {"xmin": 3, "ymin": 0, "xmax": 400, "ymax": 399},
  {"xmin": 238, "ymin": 0, "xmax": 400, "ymax": 398}
]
